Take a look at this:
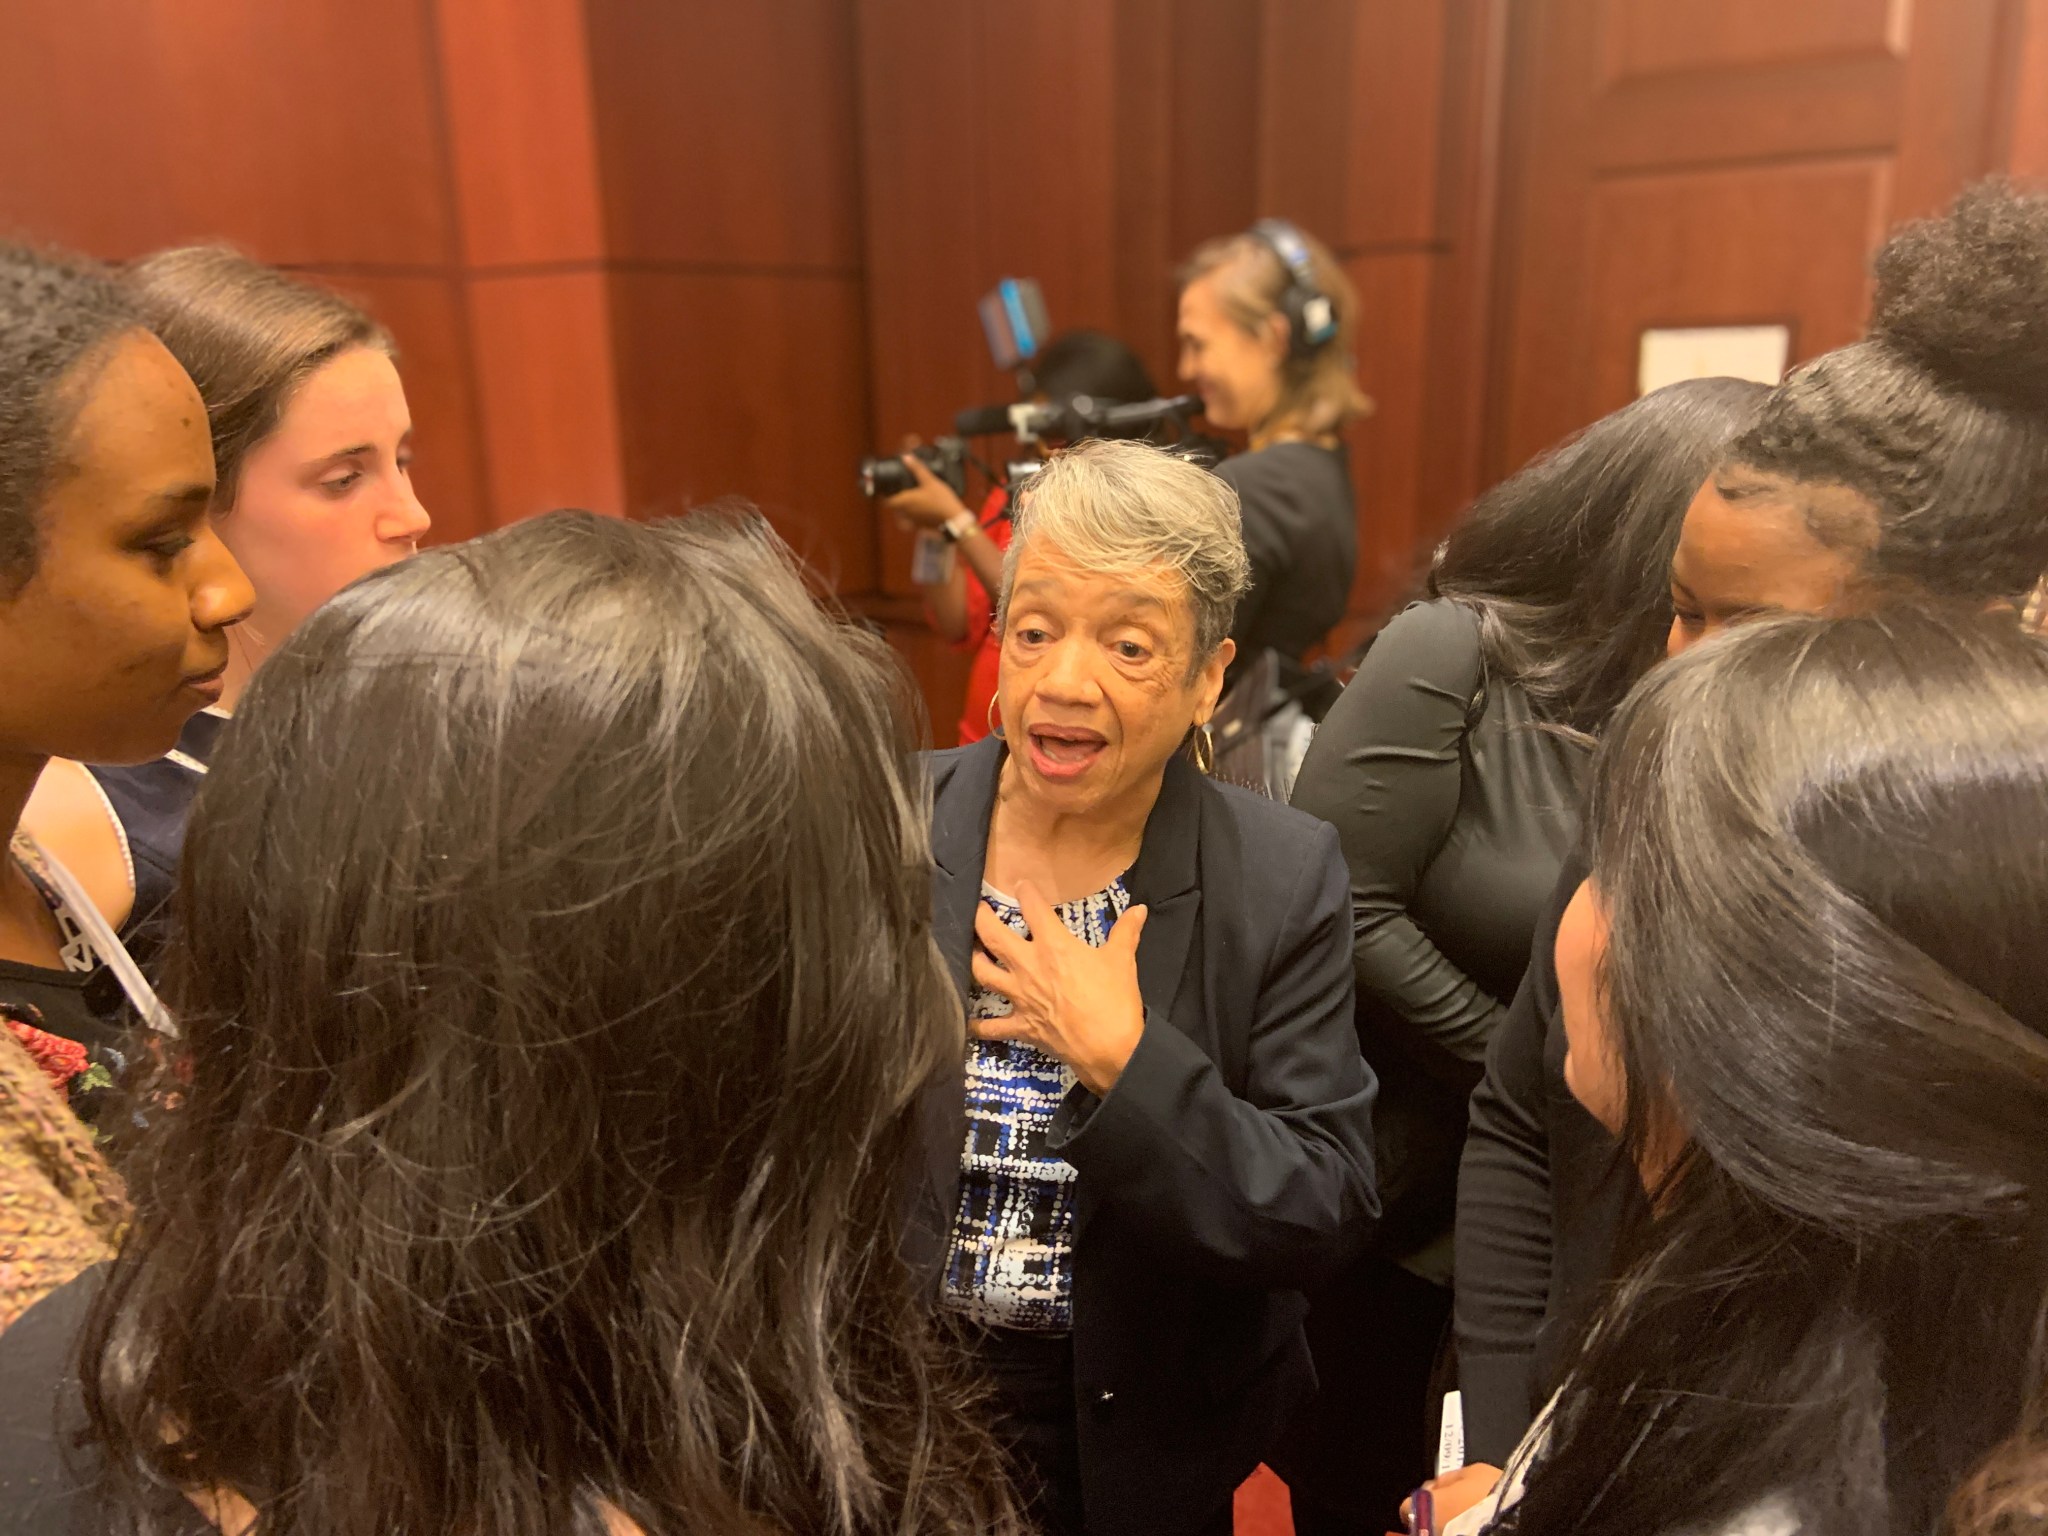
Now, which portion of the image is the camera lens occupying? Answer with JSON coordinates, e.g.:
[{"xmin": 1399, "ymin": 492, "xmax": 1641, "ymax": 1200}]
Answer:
[{"xmin": 859, "ymin": 456, "xmax": 915, "ymax": 499}]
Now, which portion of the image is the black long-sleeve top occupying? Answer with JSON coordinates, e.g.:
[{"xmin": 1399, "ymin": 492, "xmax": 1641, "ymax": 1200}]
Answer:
[
  {"xmin": 1451, "ymin": 848, "xmax": 1649, "ymax": 1466},
  {"xmin": 1290, "ymin": 599, "xmax": 1585, "ymax": 1261},
  {"xmin": 1216, "ymin": 441, "xmax": 1357, "ymax": 678}
]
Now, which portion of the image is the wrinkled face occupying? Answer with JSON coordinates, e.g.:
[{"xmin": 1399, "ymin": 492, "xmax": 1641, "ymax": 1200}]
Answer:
[
  {"xmin": 223, "ymin": 345, "xmax": 428, "ymax": 654},
  {"xmin": 1667, "ymin": 477, "xmax": 1871, "ymax": 657},
  {"xmin": 995, "ymin": 539, "xmax": 1232, "ymax": 820},
  {"xmin": 1177, "ymin": 274, "xmax": 1285, "ymax": 433},
  {"xmin": 0, "ymin": 330, "xmax": 254, "ymax": 764}
]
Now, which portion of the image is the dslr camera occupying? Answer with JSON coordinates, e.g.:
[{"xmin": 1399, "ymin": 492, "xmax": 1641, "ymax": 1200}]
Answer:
[{"xmin": 858, "ymin": 437, "xmax": 968, "ymax": 501}]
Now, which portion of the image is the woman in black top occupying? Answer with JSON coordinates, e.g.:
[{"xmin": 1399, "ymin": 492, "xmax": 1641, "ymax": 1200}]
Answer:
[
  {"xmin": 0, "ymin": 243, "xmax": 253, "ymax": 1325},
  {"xmin": 1452, "ymin": 180, "xmax": 2048, "ymax": 1493},
  {"xmin": 1275, "ymin": 376, "xmax": 1763, "ymax": 1533},
  {"xmin": 1178, "ymin": 222, "xmax": 1370, "ymax": 685}
]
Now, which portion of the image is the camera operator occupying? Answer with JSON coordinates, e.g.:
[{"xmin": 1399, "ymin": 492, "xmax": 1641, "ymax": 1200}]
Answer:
[
  {"xmin": 882, "ymin": 330, "xmax": 1161, "ymax": 746},
  {"xmin": 1177, "ymin": 222, "xmax": 1370, "ymax": 693}
]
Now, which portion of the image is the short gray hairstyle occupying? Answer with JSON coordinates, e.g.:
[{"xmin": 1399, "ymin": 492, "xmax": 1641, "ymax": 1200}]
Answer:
[{"xmin": 997, "ymin": 439, "xmax": 1253, "ymax": 672}]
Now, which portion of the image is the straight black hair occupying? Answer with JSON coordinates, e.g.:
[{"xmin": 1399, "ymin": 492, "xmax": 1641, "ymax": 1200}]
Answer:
[
  {"xmin": 1504, "ymin": 606, "xmax": 2048, "ymax": 1536},
  {"xmin": 1427, "ymin": 376, "xmax": 1764, "ymax": 737},
  {"xmin": 81, "ymin": 510, "xmax": 1021, "ymax": 1536}
]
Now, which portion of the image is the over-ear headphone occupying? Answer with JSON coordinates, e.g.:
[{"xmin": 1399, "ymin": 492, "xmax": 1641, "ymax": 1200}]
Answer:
[{"xmin": 1249, "ymin": 219, "xmax": 1338, "ymax": 360}]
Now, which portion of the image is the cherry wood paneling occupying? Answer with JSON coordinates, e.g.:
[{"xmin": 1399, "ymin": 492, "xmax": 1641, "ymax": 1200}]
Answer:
[
  {"xmin": 1258, "ymin": 0, "xmax": 1359, "ymax": 241},
  {"xmin": 1346, "ymin": 0, "xmax": 1452, "ymax": 250},
  {"xmin": 1600, "ymin": 0, "xmax": 1907, "ymax": 82},
  {"xmin": 306, "ymin": 271, "xmax": 489, "ymax": 544},
  {"xmin": 1166, "ymin": 0, "xmax": 1265, "ymax": 261},
  {"xmin": 607, "ymin": 271, "xmax": 875, "ymax": 590},
  {"xmin": 466, "ymin": 271, "xmax": 627, "ymax": 521},
  {"xmin": 1340, "ymin": 252, "xmax": 1436, "ymax": 633},
  {"xmin": 584, "ymin": 0, "xmax": 863, "ymax": 270},
  {"xmin": 435, "ymin": 0, "xmax": 608, "ymax": 268},
  {"xmin": 1581, "ymin": 158, "xmax": 1887, "ymax": 411},
  {"xmin": 1495, "ymin": 0, "xmax": 2013, "ymax": 474},
  {"xmin": 2007, "ymin": 0, "xmax": 2048, "ymax": 178},
  {"xmin": 0, "ymin": 0, "xmax": 451, "ymax": 265}
]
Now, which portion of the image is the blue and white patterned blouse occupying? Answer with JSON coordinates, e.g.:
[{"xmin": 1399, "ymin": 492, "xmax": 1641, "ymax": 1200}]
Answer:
[{"xmin": 940, "ymin": 875, "xmax": 1131, "ymax": 1332}]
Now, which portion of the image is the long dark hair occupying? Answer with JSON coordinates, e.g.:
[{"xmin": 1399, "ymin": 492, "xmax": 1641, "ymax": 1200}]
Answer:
[
  {"xmin": 81, "ymin": 510, "xmax": 1020, "ymax": 1536},
  {"xmin": 1426, "ymin": 377, "xmax": 1763, "ymax": 737},
  {"xmin": 1721, "ymin": 178, "xmax": 2048, "ymax": 601},
  {"xmin": 1504, "ymin": 606, "xmax": 2048, "ymax": 1536}
]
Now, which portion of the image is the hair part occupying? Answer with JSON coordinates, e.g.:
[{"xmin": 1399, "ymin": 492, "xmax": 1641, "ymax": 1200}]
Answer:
[
  {"xmin": 997, "ymin": 438, "xmax": 1251, "ymax": 678},
  {"xmin": 126, "ymin": 245, "xmax": 390, "ymax": 509},
  {"xmin": 1721, "ymin": 179, "xmax": 2048, "ymax": 602},
  {"xmin": 1179, "ymin": 226, "xmax": 1372, "ymax": 440},
  {"xmin": 1428, "ymin": 376, "xmax": 1765, "ymax": 737},
  {"xmin": 82, "ymin": 509, "xmax": 1021, "ymax": 1536},
  {"xmin": 1502, "ymin": 606, "xmax": 2048, "ymax": 1536},
  {"xmin": 0, "ymin": 243, "xmax": 146, "ymax": 596}
]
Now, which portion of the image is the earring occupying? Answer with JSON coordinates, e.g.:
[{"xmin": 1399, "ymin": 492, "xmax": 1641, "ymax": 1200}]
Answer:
[
  {"xmin": 987, "ymin": 696, "xmax": 1006, "ymax": 740},
  {"xmin": 1192, "ymin": 720, "xmax": 1216, "ymax": 775}
]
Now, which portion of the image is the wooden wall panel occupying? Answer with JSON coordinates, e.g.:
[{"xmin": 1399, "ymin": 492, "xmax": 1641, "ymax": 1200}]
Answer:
[
  {"xmin": 1495, "ymin": 0, "xmax": 2013, "ymax": 475},
  {"xmin": 467, "ymin": 272, "xmax": 627, "ymax": 521},
  {"xmin": 0, "ymin": 0, "xmax": 451, "ymax": 265},
  {"xmin": 584, "ymin": 0, "xmax": 863, "ymax": 269},
  {"xmin": 1581, "ymin": 158, "xmax": 1886, "ymax": 411},
  {"xmin": 1339, "ymin": 252, "xmax": 1436, "ymax": 640},
  {"xmin": 435, "ymin": 0, "xmax": 609, "ymax": 268},
  {"xmin": 1600, "ymin": 0, "xmax": 1906, "ymax": 81},
  {"xmin": 607, "ymin": 272, "xmax": 875, "ymax": 590},
  {"xmin": 2007, "ymin": 0, "xmax": 2048, "ymax": 178}
]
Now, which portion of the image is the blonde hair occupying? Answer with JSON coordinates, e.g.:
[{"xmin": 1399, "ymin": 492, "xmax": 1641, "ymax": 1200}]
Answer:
[
  {"xmin": 997, "ymin": 439, "xmax": 1251, "ymax": 675},
  {"xmin": 1180, "ymin": 227, "xmax": 1372, "ymax": 440}
]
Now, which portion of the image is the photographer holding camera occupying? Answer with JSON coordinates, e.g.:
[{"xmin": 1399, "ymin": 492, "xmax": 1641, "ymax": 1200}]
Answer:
[
  {"xmin": 880, "ymin": 330, "xmax": 1162, "ymax": 746},
  {"xmin": 1177, "ymin": 222, "xmax": 1370, "ymax": 692}
]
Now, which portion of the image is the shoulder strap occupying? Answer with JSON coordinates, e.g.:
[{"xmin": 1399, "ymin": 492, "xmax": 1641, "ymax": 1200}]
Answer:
[{"xmin": 18, "ymin": 835, "xmax": 175, "ymax": 1038}]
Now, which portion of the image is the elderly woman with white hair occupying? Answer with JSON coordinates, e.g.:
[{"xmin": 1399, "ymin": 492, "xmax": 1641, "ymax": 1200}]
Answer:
[{"xmin": 912, "ymin": 439, "xmax": 1380, "ymax": 1536}]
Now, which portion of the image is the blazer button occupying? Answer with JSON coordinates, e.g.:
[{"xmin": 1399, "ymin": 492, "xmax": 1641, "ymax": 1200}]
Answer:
[{"xmin": 1092, "ymin": 1388, "xmax": 1116, "ymax": 1417}]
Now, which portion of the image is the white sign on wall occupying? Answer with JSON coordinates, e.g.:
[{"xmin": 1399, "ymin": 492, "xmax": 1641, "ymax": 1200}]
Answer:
[{"xmin": 1637, "ymin": 324, "xmax": 1791, "ymax": 396}]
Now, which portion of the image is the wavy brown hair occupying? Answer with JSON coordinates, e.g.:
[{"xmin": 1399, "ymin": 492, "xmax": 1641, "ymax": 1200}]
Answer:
[{"xmin": 81, "ymin": 509, "xmax": 1019, "ymax": 1536}]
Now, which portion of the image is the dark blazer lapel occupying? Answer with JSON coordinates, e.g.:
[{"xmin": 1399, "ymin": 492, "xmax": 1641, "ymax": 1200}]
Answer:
[
  {"xmin": 1123, "ymin": 755, "xmax": 1204, "ymax": 1026},
  {"xmin": 930, "ymin": 735, "xmax": 1006, "ymax": 999}
]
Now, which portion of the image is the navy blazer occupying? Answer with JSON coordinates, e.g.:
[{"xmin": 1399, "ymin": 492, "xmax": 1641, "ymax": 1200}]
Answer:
[{"xmin": 916, "ymin": 736, "xmax": 1379, "ymax": 1535}]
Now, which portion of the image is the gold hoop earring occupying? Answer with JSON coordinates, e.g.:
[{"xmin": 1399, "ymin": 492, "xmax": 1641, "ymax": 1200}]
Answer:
[
  {"xmin": 1192, "ymin": 721, "xmax": 1216, "ymax": 775},
  {"xmin": 987, "ymin": 696, "xmax": 1005, "ymax": 740}
]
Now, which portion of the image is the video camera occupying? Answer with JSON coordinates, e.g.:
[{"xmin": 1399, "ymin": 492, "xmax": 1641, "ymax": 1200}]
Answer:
[{"xmin": 858, "ymin": 439, "xmax": 967, "ymax": 500}]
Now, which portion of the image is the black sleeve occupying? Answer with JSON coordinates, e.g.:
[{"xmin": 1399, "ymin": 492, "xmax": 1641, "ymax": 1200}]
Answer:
[
  {"xmin": 1290, "ymin": 600, "xmax": 1504, "ymax": 1063},
  {"xmin": 1047, "ymin": 822, "xmax": 1379, "ymax": 1290},
  {"xmin": 1216, "ymin": 454, "xmax": 1288, "ymax": 654},
  {"xmin": 1452, "ymin": 851, "xmax": 1584, "ymax": 1466}
]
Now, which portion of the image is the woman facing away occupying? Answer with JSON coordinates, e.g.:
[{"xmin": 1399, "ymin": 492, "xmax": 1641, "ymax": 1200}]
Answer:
[
  {"xmin": 0, "ymin": 511, "xmax": 1022, "ymax": 1536},
  {"xmin": 1277, "ymin": 375, "xmax": 1763, "ymax": 1533},
  {"xmin": 1453, "ymin": 177, "xmax": 2048, "ymax": 1479},
  {"xmin": 1444, "ymin": 604, "xmax": 2048, "ymax": 1536},
  {"xmin": 24, "ymin": 247, "xmax": 429, "ymax": 971}
]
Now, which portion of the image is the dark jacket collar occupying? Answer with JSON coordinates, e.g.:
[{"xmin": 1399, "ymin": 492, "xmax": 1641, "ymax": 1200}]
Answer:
[{"xmin": 929, "ymin": 735, "xmax": 1203, "ymax": 1015}]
